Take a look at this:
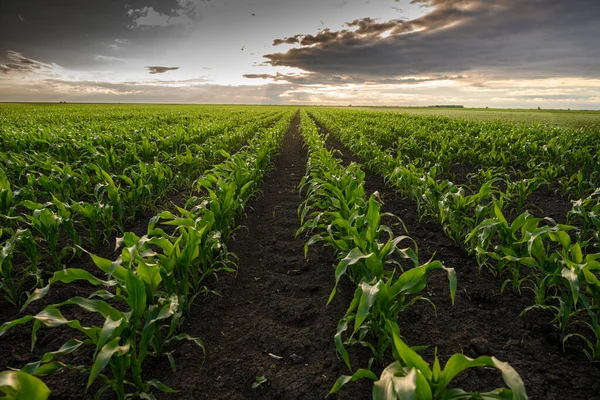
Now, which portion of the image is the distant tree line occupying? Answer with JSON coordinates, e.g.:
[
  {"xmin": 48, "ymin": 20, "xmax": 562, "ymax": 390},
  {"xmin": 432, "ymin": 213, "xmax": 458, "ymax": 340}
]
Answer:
[{"xmin": 427, "ymin": 105, "xmax": 464, "ymax": 108}]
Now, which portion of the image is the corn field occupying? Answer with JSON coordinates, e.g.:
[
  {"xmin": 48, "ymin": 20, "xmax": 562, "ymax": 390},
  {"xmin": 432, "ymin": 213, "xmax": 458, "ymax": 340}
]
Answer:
[{"xmin": 1, "ymin": 104, "xmax": 599, "ymax": 399}]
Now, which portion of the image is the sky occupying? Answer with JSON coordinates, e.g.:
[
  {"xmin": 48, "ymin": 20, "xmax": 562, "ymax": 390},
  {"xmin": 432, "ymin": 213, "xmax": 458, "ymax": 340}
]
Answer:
[{"xmin": 0, "ymin": 0, "xmax": 599, "ymax": 108}]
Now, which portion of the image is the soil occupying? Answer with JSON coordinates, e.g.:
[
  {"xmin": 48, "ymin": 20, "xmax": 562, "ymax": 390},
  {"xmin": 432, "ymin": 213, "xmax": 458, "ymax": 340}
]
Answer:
[{"xmin": 2, "ymin": 112, "xmax": 599, "ymax": 400}]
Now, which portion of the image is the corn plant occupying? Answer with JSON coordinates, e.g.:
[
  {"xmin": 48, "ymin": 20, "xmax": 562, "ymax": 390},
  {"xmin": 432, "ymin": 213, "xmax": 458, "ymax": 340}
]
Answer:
[
  {"xmin": 330, "ymin": 323, "xmax": 528, "ymax": 400},
  {"xmin": 15, "ymin": 200, "xmax": 79, "ymax": 271},
  {"xmin": 466, "ymin": 203, "xmax": 540, "ymax": 283},
  {"xmin": 0, "ymin": 169, "xmax": 14, "ymax": 216},
  {"xmin": 145, "ymin": 209, "xmax": 230, "ymax": 317},
  {"xmin": 504, "ymin": 177, "xmax": 547, "ymax": 214},
  {"xmin": 560, "ymin": 170, "xmax": 593, "ymax": 199},
  {"xmin": 437, "ymin": 178, "xmax": 500, "ymax": 243},
  {"xmin": 298, "ymin": 110, "xmax": 457, "ymax": 374},
  {"xmin": 71, "ymin": 200, "xmax": 107, "ymax": 248},
  {"xmin": 1, "ymin": 260, "xmax": 200, "ymax": 399},
  {"xmin": 90, "ymin": 163, "xmax": 129, "ymax": 233},
  {"xmin": 568, "ymin": 188, "xmax": 600, "ymax": 251},
  {"xmin": 335, "ymin": 259, "xmax": 456, "ymax": 369},
  {"xmin": 566, "ymin": 257, "xmax": 600, "ymax": 361},
  {"xmin": 1, "ymin": 230, "xmax": 25, "ymax": 306}
]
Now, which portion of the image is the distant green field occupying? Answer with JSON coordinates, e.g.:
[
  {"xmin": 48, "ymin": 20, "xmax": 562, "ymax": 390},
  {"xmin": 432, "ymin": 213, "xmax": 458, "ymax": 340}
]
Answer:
[{"xmin": 352, "ymin": 106, "xmax": 600, "ymax": 131}]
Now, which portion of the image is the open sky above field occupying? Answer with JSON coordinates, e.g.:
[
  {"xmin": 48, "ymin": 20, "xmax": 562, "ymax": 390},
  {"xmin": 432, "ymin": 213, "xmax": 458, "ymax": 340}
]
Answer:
[{"xmin": 1, "ymin": 0, "xmax": 599, "ymax": 108}]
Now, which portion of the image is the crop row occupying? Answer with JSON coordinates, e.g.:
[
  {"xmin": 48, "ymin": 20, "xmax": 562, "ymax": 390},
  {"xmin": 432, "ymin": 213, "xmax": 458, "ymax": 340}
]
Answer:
[
  {"xmin": 320, "ymin": 109, "xmax": 599, "ymax": 196},
  {"xmin": 296, "ymin": 110, "xmax": 527, "ymax": 399},
  {"xmin": 0, "ymin": 108, "xmax": 286, "ymax": 309},
  {"xmin": 309, "ymin": 108, "xmax": 600, "ymax": 363},
  {"xmin": 0, "ymin": 109, "xmax": 295, "ymax": 398}
]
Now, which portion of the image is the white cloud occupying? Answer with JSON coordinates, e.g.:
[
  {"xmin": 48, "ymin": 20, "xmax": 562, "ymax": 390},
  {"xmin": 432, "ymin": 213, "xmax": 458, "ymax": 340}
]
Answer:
[
  {"xmin": 128, "ymin": 5, "xmax": 193, "ymax": 28},
  {"xmin": 110, "ymin": 38, "xmax": 129, "ymax": 50}
]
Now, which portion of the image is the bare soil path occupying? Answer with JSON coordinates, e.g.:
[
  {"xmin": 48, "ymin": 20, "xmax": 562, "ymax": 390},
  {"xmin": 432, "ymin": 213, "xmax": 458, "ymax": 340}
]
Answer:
[{"xmin": 153, "ymin": 112, "xmax": 371, "ymax": 399}]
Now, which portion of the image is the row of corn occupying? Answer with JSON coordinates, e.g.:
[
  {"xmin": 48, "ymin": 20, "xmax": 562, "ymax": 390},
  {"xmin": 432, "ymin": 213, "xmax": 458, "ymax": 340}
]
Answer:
[
  {"xmin": 309, "ymin": 108, "xmax": 600, "ymax": 363},
  {"xmin": 296, "ymin": 110, "xmax": 527, "ymax": 399}
]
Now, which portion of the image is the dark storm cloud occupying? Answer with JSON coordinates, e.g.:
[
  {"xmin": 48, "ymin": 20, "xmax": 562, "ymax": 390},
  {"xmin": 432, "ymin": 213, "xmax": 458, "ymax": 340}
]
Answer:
[
  {"xmin": 265, "ymin": 0, "xmax": 600, "ymax": 79},
  {"xmin": 145, "ymin": 66, "xmax": 180, "ymax": 74},
  {"xmin": 273, "ymin": 35, "xmax": 302, "ymax": 46},
  {"xmin": 243, "ymin": 72, "xmax": 462, "ymax": 85},
  {"xmin": 0, "ymin": 0, "xmax": 201, "ymax": 70},
  {"xmin": 0, "ymin": 50, "xmax": 55, "ymax": 74}
]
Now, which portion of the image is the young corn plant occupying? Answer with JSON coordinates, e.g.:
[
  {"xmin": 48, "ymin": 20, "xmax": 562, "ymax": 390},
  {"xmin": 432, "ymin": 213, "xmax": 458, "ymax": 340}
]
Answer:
[
  {"xmin": 0, "ymin": 229, "xmax": 25, "ymax": 306},
  {"xmin": 466, "ymin": 202, "xmax": 543, "ymax": 286},
  {"xmin": 436, "ymin": 178, "xmax": 500, "ymax": 243},
  {"xmin": 314, "ymin": 195, "xmax": 421, "ymax": 300},
  {"xmin": 71, "ymin": 200, "xmax": 106, "ymax": 248},
  {"xmin": 565, "ymin": 257, "xmax": 600, "ymax": 361},
  {"xmin": 17, "ymin": 201, "xmax": 72, "ymax": 271},
  {"xmin": 504, "ymin": 177, "xmax": 547, "ymax": 214},
  {"xmin": 145, "ymin": 209, "xmax": 230, "ymax": 317},
  {"xmin": 0, "ymin": 169, "xmax": 14, "ymax": 217},
  {"xmin": 560, "ymin": 170, "xmax": 592, "ymax": 199},
  {"xmin": 520, "ymin": 242, "xmax": 596, "ymax": 335},
  {"xmin": 568, "ymin": 188, "xmax": 600, "ymax": 251},
  {"xmin": 335, "ymin": 259, "xmax": 456, "ymax": 369},
  {"xmin": 330, "ymin": 323, "xmax": 528, "ymax": 400},
  {"xmin": 1, "ymin": 255, "xmax": 201, "ymax": 399},
  {"xmin": 90, "ymin": 163, "xmax": 129, "ymax": 233}
]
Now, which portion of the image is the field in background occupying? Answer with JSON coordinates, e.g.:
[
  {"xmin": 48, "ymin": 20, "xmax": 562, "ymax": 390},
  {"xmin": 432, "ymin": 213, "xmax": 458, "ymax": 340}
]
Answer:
[{"xmin": 354, "ymin": 106, "xmax": 600, "ymax": 130}]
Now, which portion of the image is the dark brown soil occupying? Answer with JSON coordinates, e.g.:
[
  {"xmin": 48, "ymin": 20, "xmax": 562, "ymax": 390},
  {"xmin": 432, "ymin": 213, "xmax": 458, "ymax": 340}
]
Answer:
[{"xmin": 321, "ymin": 124, "xmax": 600, "ymax": 399}]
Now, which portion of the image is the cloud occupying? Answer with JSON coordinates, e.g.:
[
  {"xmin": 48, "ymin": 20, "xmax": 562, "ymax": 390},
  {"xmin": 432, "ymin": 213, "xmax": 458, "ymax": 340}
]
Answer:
[
  {"xmin": 110, "ymin": 39, "xmax": 129, "ymax": 51},
  {"xmin": 264, "ymin": 0, "xmax": 600, "ymax": 80},
  {"xmin": 1, "ymin": 72, "xmax": 598, "ymax": 109},
  {"xmin": 128, "ymin": 6, "xmax": 193, "ymax": 28},
  {"xmin": 0, "ymin": 0, "xmax": 197, "ymax": 69},
  {"xmin": 0, "ymin": 50, "xmax": 57, "ymax": 74},
  {"xmin": 0, "ymin": 78, "xmax": 290, "ymax": 105},
  {"xmin": 243, "ymin": 71, "xmax": 463, "ymax": 86},
  {"xmin": 145, "ymin": 66, "xmax": 180, "ymax": 74}
]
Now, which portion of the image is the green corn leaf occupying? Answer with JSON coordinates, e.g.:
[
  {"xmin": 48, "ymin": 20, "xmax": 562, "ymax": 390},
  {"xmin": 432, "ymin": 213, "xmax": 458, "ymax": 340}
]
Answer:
[
  {"xmin": 96, "ymin": 316, "xmax": 123, "ymax": 356},
  {"xmin": 328, "ymin": 369, "xmax": 377, "ymax": 395},
  {"xmin": 22, "ymin": 269, "xmax": 114, "ymax": 311},
  {"xmin": 88, "ymin": 252, "xmax": 127, "ymax": 282},
  {"xmin": 137, "ymin": 261, "xmax": 162, "ymax": 294},
  {"xmin": 147, "ymin": 378, "xmax": 178, "ymax": 393},
  {"xmin": 390, "ymin": 329, "xmax": 432, "ymax": 380},
  {"xmin": 437, "ymin": 354, "xmax": 527, "ymax": 399},
  {"xmin": 0, "ymin": 370, "xmax": 51, "ymax": 400},
  {"xmin": 59, "ymin": 297, "xmax": 123, "ymax": 321},
  {"xmin": 166, "ymin": 333, "xmax": 205, "ymax": 354},
  {"xmin": 23, "ymin": 361, "xmax": 73, "ymax": 378},
  {"xmin": 560, "ymin": 267, "xmax": 580, "ymax": 307},
  {"xmin": 354, "ymin": 280, "xmax": 382, "ymax": 333},
  {"xmin": 126, "ymin": 271, "xmax": 147, "ymax": 322},
  {"xmin": 329, "ymin": 248, "xmax": 373, "ymax": 304},
  {"xmin": 334, "ymin": 317, "xmax": 352, "ymax": 371},
  {"xmin": 0, "ymin": 315, "xmax": 34, "ymax": 337},
  {"xmin": 87, "ymin": 338, "xmax": 130, "ymax": 389}
]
